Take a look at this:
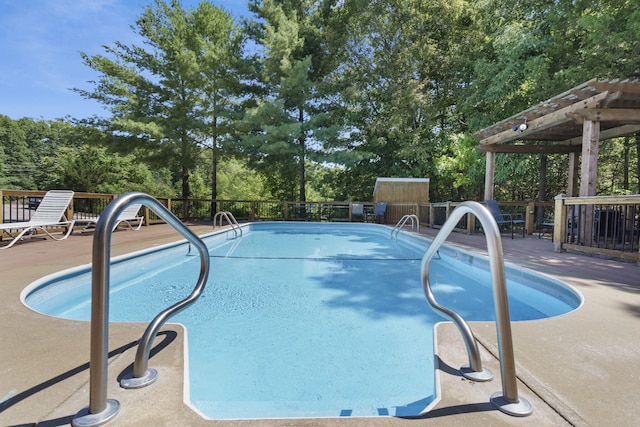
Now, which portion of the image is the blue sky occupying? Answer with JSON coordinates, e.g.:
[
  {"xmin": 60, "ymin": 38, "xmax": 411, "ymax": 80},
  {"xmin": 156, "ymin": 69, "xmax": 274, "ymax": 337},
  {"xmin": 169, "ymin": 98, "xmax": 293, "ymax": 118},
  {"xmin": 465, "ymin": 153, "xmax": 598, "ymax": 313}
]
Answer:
[{"xmin": 0, "ymin": 0, "xmax": 250, "ymax": 121}]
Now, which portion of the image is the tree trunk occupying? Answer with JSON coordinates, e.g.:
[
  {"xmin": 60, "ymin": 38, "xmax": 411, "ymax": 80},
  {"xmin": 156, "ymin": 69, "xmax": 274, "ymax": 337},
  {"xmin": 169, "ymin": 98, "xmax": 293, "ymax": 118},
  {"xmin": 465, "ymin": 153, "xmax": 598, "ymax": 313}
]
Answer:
[
  {"xmin": 298, "ymin": 152, "xmax": 306, "ymax": 202},
  {"xmin": 211, "ymin": 152, "xmax": 218, "ymax": 219},
  {"xmin": 623, "ymin": 137, "xmax": 630, "ymax": 191},
  {"xmin": 636, "ymin": 134, "xmax": 640, "ymax": 193},
  {"xmin": 298, "ymin": 107, "xmax": 306, "ymax": 203},
  {"xmin": 182, "ymin": 166, "xmax": 190, "ymax": 199},
  {"xmin": 182, "ymin": 165, "xmax": 191, "ymax": 220},
  {"xmin": 538, "ymin": 154, "xmax": 547, "ymax": 201},
  {"xmin": 211, "ymin": 113, "xmax": 219, "ymax": 219},
  {"xmin": 537, "ymin": 154, "xmax": 547, "ymax": 225}
]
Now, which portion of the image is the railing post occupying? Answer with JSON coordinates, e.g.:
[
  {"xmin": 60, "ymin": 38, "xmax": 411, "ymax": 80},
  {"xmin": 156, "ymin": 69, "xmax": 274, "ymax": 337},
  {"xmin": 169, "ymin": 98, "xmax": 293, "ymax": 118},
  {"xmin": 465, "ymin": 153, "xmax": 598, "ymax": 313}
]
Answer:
[
  {"xmin": 581, "ymin": 199, "xmax": 595, "ymax": 247},
  {"xmin": 142, "ymin": 206, "xmax": 149, "ymax": 227},
  {"xmin": 553, "ymin": 194, "xmax": 566, "ymax": 252},
  {"xmin": 66, "ymin": 197, "xmax": 75, "ymax": 225},
  {"xmin": 525, "ymin": 201, "xmax": 536, "ymax": 235},
  {"xmin": 428, "ymin": 203, "xmax": 434, "ymax": 227}
]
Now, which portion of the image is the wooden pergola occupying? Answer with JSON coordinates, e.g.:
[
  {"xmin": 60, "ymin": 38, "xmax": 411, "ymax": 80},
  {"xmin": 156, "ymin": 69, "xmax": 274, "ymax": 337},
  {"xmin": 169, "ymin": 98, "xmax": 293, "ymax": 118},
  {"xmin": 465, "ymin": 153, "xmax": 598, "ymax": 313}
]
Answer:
[{"xmin": 474, "ymin": 78, "xmax": 640, "ymax": 200}]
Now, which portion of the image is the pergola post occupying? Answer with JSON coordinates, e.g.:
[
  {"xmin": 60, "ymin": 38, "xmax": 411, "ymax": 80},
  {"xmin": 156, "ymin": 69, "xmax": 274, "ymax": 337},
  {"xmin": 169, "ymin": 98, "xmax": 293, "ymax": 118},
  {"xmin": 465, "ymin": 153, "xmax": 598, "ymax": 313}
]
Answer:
[
  {"xmin": 580, "ymin": 119, "xmax": 600, "ymax": 197},
  {"xmin": 579, "ymin": 119, "xmax": 600, "ymax": 246},
  {"xmin": 484, "ymin": 151, "xmax": 495, "ymax": 200},
  {"xmin": 567, "ymin": 152, "xmax": 579, "ymax": 197}
]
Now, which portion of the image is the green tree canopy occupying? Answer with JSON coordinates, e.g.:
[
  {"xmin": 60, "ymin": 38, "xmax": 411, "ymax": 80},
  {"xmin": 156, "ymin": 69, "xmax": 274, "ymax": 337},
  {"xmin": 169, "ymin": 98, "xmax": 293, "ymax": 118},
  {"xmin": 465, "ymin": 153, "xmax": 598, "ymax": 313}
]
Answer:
[
  {"xmin": 5, "ymin": 0, "xmax": 640, "ymax": 202},
  {"xmin": 75, "ymin": 0, "xmax": 247, "ymax": 199},
  {"xmin": 241, "ymin": 0, "xmax": 349, "ymax": 201}
]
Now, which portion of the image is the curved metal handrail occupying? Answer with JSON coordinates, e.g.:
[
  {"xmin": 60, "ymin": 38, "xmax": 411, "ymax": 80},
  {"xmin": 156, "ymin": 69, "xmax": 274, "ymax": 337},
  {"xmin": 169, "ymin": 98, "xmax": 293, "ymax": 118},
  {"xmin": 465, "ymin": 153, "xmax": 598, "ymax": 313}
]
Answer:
[
  {"xmin": 421, "ymin": 201, "xmax": 532, "ymax": 416},
  {"xmin": 391, "ymin": 214, "xmax": 420, "ymax": 239},
  {"xmin": 213, "ymin": 211, "xmax": 242, "ymax": 238},
  {"xmin": 72, "ymin": 192, "xmax": 210, "ymax": 427}
]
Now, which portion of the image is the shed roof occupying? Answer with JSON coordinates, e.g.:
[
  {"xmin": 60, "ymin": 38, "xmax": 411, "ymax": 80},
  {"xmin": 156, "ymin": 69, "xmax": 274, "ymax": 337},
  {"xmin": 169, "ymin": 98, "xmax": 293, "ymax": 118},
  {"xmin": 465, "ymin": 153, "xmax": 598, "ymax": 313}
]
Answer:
[
  {"xmin": 373, "ymin": 177, "xmax": 430, "ymax": 193},
  {"xmin": 474, "ymin": 78, "xmax": 640, "ymax": 153}
]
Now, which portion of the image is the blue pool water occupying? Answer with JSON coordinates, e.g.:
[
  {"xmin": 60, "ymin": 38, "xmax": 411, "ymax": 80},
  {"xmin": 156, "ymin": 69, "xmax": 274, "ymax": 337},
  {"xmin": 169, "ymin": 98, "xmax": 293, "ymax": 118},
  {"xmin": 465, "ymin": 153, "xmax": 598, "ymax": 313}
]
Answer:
[{"xmin": 22, "ymin": 222, "xmax": 581, "ymax": 419}]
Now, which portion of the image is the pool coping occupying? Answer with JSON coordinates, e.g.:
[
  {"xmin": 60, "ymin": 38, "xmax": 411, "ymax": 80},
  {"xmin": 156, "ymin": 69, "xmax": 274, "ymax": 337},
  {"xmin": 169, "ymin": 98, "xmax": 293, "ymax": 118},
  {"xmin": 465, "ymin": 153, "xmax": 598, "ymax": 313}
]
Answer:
[{"xmin": 1, "ymin": 222, "xmax": 639, "ymax": 426}]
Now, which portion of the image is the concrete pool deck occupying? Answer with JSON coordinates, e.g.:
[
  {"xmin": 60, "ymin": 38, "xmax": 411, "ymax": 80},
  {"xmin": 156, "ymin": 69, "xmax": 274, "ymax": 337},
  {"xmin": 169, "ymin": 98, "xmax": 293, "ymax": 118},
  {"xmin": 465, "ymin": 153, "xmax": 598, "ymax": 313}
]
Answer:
[{"xmin": 1, "ymin": 223, "xmax": 639, "ymax": 426}]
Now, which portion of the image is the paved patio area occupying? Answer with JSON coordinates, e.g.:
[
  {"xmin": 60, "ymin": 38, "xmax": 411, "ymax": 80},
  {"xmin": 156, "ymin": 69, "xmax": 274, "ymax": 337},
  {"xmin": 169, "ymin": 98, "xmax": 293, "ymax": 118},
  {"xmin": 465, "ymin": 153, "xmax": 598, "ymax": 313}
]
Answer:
[{"xmin": 1, "ymin": 223, "xmax": 639, "ymax": 426}]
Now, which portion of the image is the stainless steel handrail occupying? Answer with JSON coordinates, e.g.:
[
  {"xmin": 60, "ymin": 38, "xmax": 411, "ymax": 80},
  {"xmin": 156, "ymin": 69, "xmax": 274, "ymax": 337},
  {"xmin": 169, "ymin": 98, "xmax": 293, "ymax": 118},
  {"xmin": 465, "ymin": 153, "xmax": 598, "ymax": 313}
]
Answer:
[
  {"xmin": 421, "ymin": 201, "xmax": 532, "ymax": 416},
  {"xmin": 72, "ymin": 192, "xmax": 210, "ymax": 427},
  {"xmin": 391, "ymin": 214, "xmax": 419, "ymax": 239},
  {"xmin": 213, "ymin": 211, "xmax": 242, "ymax": 238}
]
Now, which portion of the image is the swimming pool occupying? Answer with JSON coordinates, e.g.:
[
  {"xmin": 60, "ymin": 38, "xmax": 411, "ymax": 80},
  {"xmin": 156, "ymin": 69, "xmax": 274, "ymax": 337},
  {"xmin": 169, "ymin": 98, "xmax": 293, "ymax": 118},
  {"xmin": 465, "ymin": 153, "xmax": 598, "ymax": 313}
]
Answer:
[{"xmin": 22, "ymin": 222, "xmax": 582, "ymax": 419}]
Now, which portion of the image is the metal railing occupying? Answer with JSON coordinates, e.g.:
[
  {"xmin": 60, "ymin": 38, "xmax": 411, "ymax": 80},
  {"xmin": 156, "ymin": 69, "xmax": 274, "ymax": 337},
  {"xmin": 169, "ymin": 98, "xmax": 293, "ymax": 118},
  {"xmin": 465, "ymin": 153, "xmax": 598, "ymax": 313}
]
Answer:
[
  {"xmin": 213, "ymin": 211, "xmax": 242, "ymax": 238},
  {"xmin": 390, "ymin": 214, "xmax": 419, "ymax": 239},
  {"xmin": 72, "ymin": 192, "xmax": 210, "ymax": 427},
  {"xmin": 421, "ymin": 201, "xmax": 532, "ymax": 416}
]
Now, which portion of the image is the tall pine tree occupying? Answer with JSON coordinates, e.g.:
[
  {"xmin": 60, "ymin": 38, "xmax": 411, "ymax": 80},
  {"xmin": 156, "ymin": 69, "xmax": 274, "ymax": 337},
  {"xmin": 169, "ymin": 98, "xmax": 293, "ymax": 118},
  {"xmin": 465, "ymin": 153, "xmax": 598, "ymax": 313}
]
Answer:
[
  {"xmin": 75, "ymin": 0, "xmax": 246, "ymax": 199},
  {"xmin": 242, "ymin": 0, "xmax": 348, "ymax": 202}
]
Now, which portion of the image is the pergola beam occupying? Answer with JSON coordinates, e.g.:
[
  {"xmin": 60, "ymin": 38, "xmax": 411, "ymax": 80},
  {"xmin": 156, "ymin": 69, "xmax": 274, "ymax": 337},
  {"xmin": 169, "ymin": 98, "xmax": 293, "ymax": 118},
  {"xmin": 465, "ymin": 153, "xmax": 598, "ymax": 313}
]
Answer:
[
  {"xmin": 566, "ymin": 109, "xmax": 640, "ymax": 124},
  {"xmin": 561, "ymin": 124, "xmax": 640, "ymax": 144},
  {"xmin": 590, "ymin": 78, "xmax": 640, "ymax": 94},
  {"xmin": 477, "ymin": 144, "xmax": 582, "ymax": 154},
  {"xmin": 478, "ymin": 91, "xmax": 610, "ymax": 146}
]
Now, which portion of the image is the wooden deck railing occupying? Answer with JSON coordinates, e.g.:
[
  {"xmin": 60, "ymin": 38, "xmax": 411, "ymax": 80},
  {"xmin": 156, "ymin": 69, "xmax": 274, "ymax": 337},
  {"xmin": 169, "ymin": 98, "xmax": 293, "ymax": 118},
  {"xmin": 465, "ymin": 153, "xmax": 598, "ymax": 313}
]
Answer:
[
  {"xmin": 553, "ymin": 194, "xmax": 640, "ymax": 262},
  {"xmin": 3, "ymin": 189, "xmax": 639, "ymax": 262}
]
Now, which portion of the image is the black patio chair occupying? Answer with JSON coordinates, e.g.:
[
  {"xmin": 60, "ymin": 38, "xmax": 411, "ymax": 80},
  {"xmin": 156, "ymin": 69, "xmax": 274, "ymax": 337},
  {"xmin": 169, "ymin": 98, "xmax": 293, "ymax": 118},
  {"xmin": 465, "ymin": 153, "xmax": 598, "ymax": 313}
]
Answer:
[{"xmin": 485, "ymin": 200, "xmax": 525, "ymax": 239}]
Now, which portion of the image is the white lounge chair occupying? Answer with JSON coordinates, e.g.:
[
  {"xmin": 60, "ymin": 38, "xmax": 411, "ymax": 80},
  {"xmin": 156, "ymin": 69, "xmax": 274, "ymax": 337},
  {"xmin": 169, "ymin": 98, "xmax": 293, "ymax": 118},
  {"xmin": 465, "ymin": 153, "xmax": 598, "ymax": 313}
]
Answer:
[
  {"xmin": 0, "ymin": 190, "xmax": 75, "ymax": 249},
  {"xmin": 77, "ymin": 203, "xmax": 144, "ymax": 232}
]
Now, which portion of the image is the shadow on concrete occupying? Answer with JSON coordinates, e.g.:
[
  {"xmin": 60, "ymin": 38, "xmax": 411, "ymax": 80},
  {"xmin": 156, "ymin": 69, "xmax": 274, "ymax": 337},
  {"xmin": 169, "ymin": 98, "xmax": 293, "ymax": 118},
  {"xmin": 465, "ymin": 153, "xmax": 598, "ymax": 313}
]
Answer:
[{"xmin": 0, "ymin": 330, "xmax": 177, "ymax": 425}]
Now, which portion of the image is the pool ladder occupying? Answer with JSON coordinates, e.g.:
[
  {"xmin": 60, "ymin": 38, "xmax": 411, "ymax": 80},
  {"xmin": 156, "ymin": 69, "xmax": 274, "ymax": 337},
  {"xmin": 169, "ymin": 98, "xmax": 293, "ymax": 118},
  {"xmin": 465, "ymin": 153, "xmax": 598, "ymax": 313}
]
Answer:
[
  {"xmin": 213, "ymin": 210, "xmax": 242, "ymax": 238},
  {"xmin": 72, "ymin": 192, "xmax": 210, "ymax": 427},
  {"xmin": 422, "ymin": 201, "xmax": 532, "ymax": 416},
  {"xmin": 391, "ymin": 214, "xmax": 419, "ymax": 239}
]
